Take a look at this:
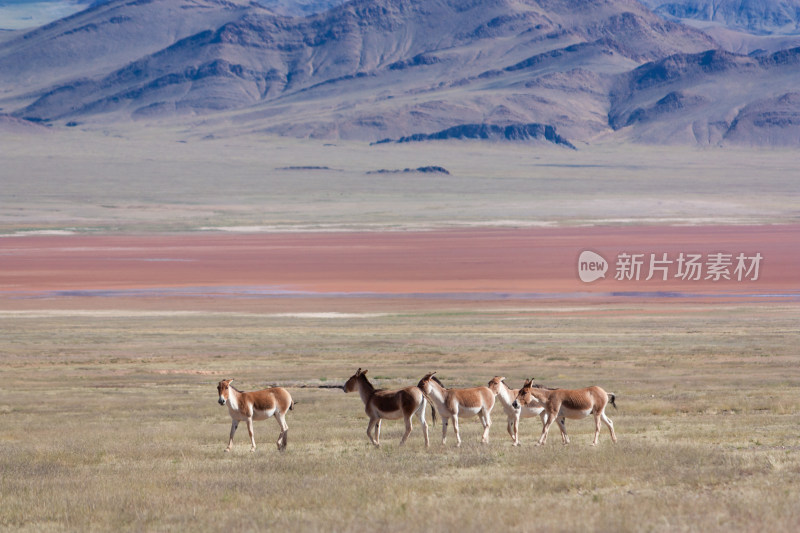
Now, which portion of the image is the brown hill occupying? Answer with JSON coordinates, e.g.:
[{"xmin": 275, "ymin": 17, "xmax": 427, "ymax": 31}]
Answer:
[
  {"xmin": 3, "ymin": 0, "xmax": 798, "ymax": 146},
  {"xmin": 609, "ymin": 47, "xmax": 800, "ymax": 144}
]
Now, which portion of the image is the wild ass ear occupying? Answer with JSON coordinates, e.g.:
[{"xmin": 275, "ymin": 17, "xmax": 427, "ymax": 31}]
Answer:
[
  {"xmin": 362, "ymin": 369, "xmax": 368, "ymax": 375},
  {"xmin": 356, "ymin": 368, "xmax": 362, "ymax": 375}
]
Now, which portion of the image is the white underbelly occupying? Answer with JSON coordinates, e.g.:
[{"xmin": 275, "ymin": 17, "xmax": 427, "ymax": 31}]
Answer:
[
  {"xmin": 252, "ymin": 408, "xmax": 276, "ymax": 421},
  {"xmin": 561, "ymin": 407, "xmax": 592, "ymax": 419},
  {"xmin": 376, "ymin": 409, "xmax": 403, "ymax": 420},
  {"xmin": 457, "ymin": 405, "xmax": 482, "ymax": 418},
  {"xmin": 520, "ymin": 405, "xmax": 545, "ymax": 418}
]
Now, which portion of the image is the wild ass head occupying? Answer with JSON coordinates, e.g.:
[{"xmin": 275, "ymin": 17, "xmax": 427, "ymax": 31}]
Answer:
[
  {"xmin": 511, "ymin": 378, "xmax": 539, "ymax": 410},
  {"xmin": 486, "ymin": 376, "xmax": 507, "ymax": 395},
  {"xmin": 217, "ymin": 379, "xmax": 234, "ymax": 406},
  {"xmin": 417, "ymin": 372, "xmax": 440, "ymax": 395},
  {"xmin": 344, "ymin": 368, "xmax": 366, "ymax": 393}
]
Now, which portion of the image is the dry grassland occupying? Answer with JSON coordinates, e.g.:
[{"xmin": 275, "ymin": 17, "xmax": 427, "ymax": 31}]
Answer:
[
  {"xmin": 2, "ymin": 129, "xmax": 798, "ymax": 531},
  {"xmin": 1, "ymin": 303, "xmax": 799, "ymax": 532},
  {"xmin": 2, "ymin": 129, "xmax": 799, "ymax": 235}
]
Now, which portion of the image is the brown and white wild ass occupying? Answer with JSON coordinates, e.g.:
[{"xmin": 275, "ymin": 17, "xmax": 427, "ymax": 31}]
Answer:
[
  {"xmin": 487, "ymin": 376, "xmax": 567, "ymax": 446},
  {"xmin": 344, "ymin": 368, "xmax": 431, "ymax": 447},
  {"xmin": 418, "ymin": 372, "xmax": 495, "ymax": 447},
  {"xmin": 512, "ymin": 378, "xmax": 617, "ymax": 446},
  {"xmin": 217, "ymin": 379, "xmax": 293, "ymax": 452}
]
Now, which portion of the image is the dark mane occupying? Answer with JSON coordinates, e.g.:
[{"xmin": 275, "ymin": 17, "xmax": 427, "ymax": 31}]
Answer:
[
  {"xmin": 430, "ymin": 375, "xmax": 446, "ymax": 388},
  {"xmin": 523, "ymin": 382, "xmax": 558, "ymax": 391},
  {"xmin": 358, "ymin": 372, "xmax": 376, "ymax": 393}
]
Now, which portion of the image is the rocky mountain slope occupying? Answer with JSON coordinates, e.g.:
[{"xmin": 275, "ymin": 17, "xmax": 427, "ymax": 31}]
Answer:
[
  {"xmin": 610, "ymin": 47, "xmax": 800, "ymax": 144},
  {"xmin": 638, "ymin": 0, "xmax": 800, "ymax": 55},
  {"xmin": 1, "ymin": 0, "xmax": 799, "ymax": 146},
  {"xmin": 639, "ymin": 0, "xmax": 800, "ymax": 35},
  {"xmin": 0, "ymin": 0, "xmax": 260, "ymax": 92},
  {"xmin": 257, "ymin": 0, "xmax": 347, "ymax": 16}
]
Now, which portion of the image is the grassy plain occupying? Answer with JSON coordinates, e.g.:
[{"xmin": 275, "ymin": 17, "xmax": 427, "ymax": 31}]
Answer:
[
  {"xmin": 1, "ymin": 128, "xmax": 799, "ymax": 234},
  {"xmin": 1, "ymin": 129, "xmax": 799, "ymax": 531},
  {"xmin": 1, "ymin": 303, "xmax": 799, "ymax": 532}
]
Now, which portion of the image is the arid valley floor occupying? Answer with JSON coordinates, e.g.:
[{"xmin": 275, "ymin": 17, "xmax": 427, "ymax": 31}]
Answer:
[{"xmin": 1, "ymin": 129, "xmax": 799, "ymax": 531}]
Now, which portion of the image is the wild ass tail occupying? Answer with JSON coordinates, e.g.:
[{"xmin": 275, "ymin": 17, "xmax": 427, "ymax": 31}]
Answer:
[
  {"xmin": 418, "ymin": 387, "xmax": 437, "ymax": 425},
  {"xmin": 608, "ymin": 393, "xmax": 617, "ymax": 409}
]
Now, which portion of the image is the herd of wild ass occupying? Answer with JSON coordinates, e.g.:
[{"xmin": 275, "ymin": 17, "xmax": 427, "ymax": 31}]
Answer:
[{"xmin": 217, "ymin": 370, "xmax": 617, "ymax": 452}]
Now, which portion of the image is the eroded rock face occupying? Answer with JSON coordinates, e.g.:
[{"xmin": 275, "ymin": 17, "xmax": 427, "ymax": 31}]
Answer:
[
  {"xmin": 641, "ymin": 0, "xmax": 800, "ymax": 35},
  {"xmin": 390, "ymin": 123, "xmax": 576, "ymax": 149},
  {"xmin": 1, "ymin": 0, "xmax": 799, "ymax": 146}
]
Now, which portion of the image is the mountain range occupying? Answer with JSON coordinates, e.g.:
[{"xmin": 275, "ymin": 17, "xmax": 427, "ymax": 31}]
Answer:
[
  {"xmin": 639, "ymin": 0, "xmax": 800, "ymax": 35},
  {"xmin": 1, "ymin": 0, "xmax": 799, "ymax": 146}
]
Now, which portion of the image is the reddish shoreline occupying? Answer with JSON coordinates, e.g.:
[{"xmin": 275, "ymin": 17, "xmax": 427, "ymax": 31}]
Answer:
[{"xmin": 1, "ymin": 225, "xmax": 798, "ymax": 306}]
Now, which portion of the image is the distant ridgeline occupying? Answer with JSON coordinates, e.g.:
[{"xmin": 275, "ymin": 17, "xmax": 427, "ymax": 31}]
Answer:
[
  {"xmin": 1, "ymin": 0, "xmax": 799, "ymax": 145},
  {"xmin": 375, "ymin": 124, "xmax": 576, "ymax": 149}
]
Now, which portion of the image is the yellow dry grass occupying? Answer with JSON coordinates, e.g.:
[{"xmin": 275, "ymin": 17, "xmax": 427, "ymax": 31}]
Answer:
[{"xmin": 1, "ymin": 302, "xmax": 799, "ymax": 532}]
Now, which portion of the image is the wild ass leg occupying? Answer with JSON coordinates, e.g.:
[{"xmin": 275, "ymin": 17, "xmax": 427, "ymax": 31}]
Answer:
[
  {"xmin": 452, "ymin": 414, "xmax": 462, "ymax": 447},
  {"xmin": 558, "ymin": 417, "xmax": 569, "ymax": 445},
  {"xmin": 480, "ymin": 409, "xmax": 491, "ymax": 443},
  {"xmin": 416, "ymin": 402, "xmax": 430, "ymax": 447},
  {"xmin": 366, "ymin": 417, "xmax": 379, "ymax": 446},
  {"xmin": 225, "ymin": 420, "xmax": 239, "ymax": 452},
  {"xmin": 601, "ymin": 410, "xmax": 617, "ymax": 443},
  {"xmin": 275, "ymin": 411, "xmax": 289, "ymax": 451},
  {"xmin": 441, "ymin": 417, "xmax": 449, "ymax": 445},
  {"xmin": 508, "ymin": 412, "xmax": 522, "ymax": 446},
  {"xmin": 538, "ymin": 412, "xmax": 548, "ymax": 444},
  {"xmin": 592, "ymin": 411, "xmax": 602, "ymax": 446},
  {"xmin": 246, "ymin": 418, "xmax": 256, "ymax": 451},
  {"xmin": 399, "ymin": 415, "xmax": 413, "ymax": 445},
  {"xmin": 538, "ymin": 410, "xmax": 557, "ymax": 445}
]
